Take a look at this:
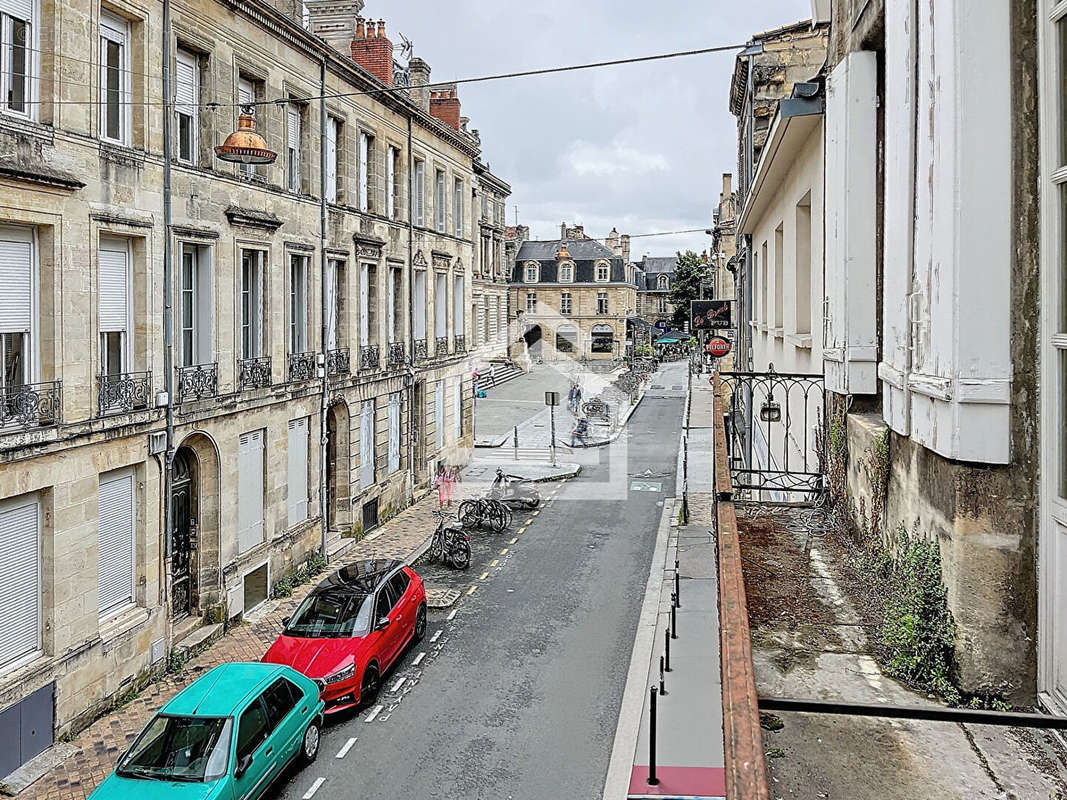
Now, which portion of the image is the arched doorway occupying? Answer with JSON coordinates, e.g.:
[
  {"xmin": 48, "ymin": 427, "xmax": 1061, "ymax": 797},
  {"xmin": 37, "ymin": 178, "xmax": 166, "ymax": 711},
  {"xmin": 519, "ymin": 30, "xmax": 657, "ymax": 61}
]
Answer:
[
  {"xmin": 523, "ymin": 325, "xmax": 543, "ymax": 360},
  {"xmin": 171, "ymin": 449, "xmax": 195, "ymax": 620},
  {"xmin": 556, "ymin": 324, "xmax": 579, "ymax": 355},
  {"xmin": 327, "ymin": 401, "xmax": 352, "ymax": 531},
  {"xmin": 591, "ymin": 323, "xmax": 616, "ymax": 355},
  {"xmin": 172, "ymin": 432, "xmax": 221, "ymax": 617}
]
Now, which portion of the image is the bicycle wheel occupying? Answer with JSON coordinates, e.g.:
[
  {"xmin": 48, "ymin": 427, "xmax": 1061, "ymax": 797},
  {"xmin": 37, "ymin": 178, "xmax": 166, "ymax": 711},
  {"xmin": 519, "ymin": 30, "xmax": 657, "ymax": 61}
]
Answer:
[
  {"xmin": 450, "ymin": 540, "xmax": 472, "ymax": 569},
  {"xmin": 458, "ymin": 500, "xmax": 479, "ymax": 528},
  {"xmin": 498, "ymin": 502, "xmax": 513, "ymax": 529},
  {"xmin": 489, "ymin": 504, "xmax": 508, "ymax": 533}
]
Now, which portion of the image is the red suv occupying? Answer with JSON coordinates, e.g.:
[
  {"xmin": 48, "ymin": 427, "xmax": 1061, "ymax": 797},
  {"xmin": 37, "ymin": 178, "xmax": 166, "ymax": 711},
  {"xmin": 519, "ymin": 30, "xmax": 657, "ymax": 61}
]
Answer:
[{"xmin": 263, "ymin": 559, "xmax": 427, "ymax": 714}]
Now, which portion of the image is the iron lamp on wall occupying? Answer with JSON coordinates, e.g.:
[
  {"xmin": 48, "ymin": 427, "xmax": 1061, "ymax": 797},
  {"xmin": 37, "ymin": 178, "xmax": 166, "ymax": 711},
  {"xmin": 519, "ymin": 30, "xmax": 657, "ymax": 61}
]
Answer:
[{"xmin": 215, "ymin": 106, "xmax": 277, "ymax": 164}]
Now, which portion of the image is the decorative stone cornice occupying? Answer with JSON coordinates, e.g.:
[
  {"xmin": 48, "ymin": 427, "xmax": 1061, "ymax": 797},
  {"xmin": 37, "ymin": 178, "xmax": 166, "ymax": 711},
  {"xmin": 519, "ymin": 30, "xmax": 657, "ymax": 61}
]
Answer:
[
  {"xmin": 413, "ymin": 250, "xmax": 428, "ymax": 268},
  {"xmin": 353, "ymin": 232, "xmax": 385, "ymax": 259},
  {"xmin": 0, "ymin": 159, "xmax": 85, "ymax": 190},
  {"xmin": 225, "ymin": 205, "xmax": 283, "ymax": 231},
  {"xmin": 431, "ymin": 250, "xmax": 452, "ymax": 269}
]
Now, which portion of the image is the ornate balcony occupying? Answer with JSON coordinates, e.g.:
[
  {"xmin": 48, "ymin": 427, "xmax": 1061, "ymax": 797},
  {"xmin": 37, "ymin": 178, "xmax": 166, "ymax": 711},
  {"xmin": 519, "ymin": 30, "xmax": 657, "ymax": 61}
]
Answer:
[
  {"xmin": 435, "ymin": 336, "xmax": 449, "ymax": 357},
  {"xmin": 176, "ymin": 363, "xmax": 218, "ymax": 403},
  {"xmin": 288, "ymin": 352, "xmax": 316, "ymax": 383},
  {"xmin": 388, "ymin": 342, "xmax": 406, "ymax": 367},
  {"xmin": 238, "ymin": 356, "xmax": 272, "ymax": 390},
  {"xmin": 413, "ymin": 339, "xmax": 427, "ymax": 362},
  {"xmin": 327, "ymin": 348, "xmax": 350, "ymax": 378},
  {"xmin": 454, "ymin": 335, "xmax": 466, "ymax": 353},
  {"xmin": 360, "ymin": 345, "xmax": 380, "ymax": 371},
  {"xmin": 98, "ymin": 371, "xmax": 152, "ymax": 415},
  {"xmin": 1, "ymin": 381, "xmax": 61, "ymax": 429}
]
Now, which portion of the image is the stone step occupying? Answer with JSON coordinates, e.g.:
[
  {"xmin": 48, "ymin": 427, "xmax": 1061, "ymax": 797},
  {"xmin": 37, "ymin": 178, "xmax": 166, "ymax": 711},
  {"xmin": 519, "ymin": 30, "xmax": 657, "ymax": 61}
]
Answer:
[
  {"xmin": 328, "ymin": 534, "xmax": 354, "ymax": 560},
  {"xmin": 175, "ymin": 622, "xmax": 223, "ymax": 656}
]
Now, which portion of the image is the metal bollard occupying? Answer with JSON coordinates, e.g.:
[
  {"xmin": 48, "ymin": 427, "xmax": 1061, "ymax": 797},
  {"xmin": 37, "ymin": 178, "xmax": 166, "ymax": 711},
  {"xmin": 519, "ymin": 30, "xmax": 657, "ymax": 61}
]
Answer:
[
  {"xmin": 659, "ymin": 655, "xmax": 667, "ymax": 696},
  {"xmin": 513, "ymin": 425, "xmax": 519, "ymax": 460},
  {"xmin": 671, "ymin": 603, "xmax": 677, "ymax": 639},
  {"xmin": 664, "ymin": 626, "xmax": 671, "ymax": 671},
  {"xmin": 648, "ymin": 686, "xmax": 659, "ymax": 785},
  {"xmin": 675, "ymin": 569, "xmax": 681, "ymax": 608}
]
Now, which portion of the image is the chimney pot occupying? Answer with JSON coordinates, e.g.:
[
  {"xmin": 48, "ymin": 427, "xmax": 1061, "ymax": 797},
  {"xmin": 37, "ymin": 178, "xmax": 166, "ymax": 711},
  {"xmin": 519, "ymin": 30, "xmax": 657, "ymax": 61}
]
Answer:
[
  {"xmin": 355, "ymin": 16, "xmax": 364, "ymax": 38},
  {"xmin": 377, "ymin": 19, "xmax": 385, "ymax": 37}
]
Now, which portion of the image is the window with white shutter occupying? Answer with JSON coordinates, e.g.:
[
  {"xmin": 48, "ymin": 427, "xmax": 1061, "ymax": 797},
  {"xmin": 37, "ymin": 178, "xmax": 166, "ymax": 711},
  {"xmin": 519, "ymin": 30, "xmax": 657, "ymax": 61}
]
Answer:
[
  {"xmin": 240, "ymin": 249, "xmax": 264, "ymax": 359},
  {"xmin": 99, "ymin": 237, "xmax": 130, "ymax": 378},
  {"xmin": 360, "ymin": 400, "xmax": 375, "ymax": 488},
  {"xmin": 453, "ymin": 274, "xmax": 464, "ymax": 338},
  {"xmin": 0, "ymin": 493, "xmax": 39, "ymax": 669},
  {"xmin": 435, "ymin": 381, "xmax": 444, "ymax": 450},
  {"xmin": 413, "ymin": 271, "xmax": 426, "ymax": 340},
  {"xmin": 0, "ymin": 224, "xmax": 34, "ymax": 389},
  {"xmin": 434, "ymin": 170, "xmax": 446, "ymax": 232},
  {"xmin": 287, "ymin": 417, "xmax": 309, "ymax": 527},
  {"xmin": 238, "ymin": 430, "xmax": 265, "ymax": 552},
  {"xmin": 413, "ymin": 160, "xmax": 425, "ymax": 227},
  {"xmin": 326, "ymin": 259, "xmax": 343, "ymax": 350},
  {"xmin": 289, "ymin": 254, "xmax": 308, "ymax": 354},
  {"xmin": 386, "ymin": 146, "xmax": 397, "ymax": 219},
  {"xmin": 179, "ymin": 243, "xmax": 213, "ymax": 367},
  {"xmin": 434, "ymin": 273, "xmax": 447, "ymax": 339},
  {"xmin": 1, "ymin": 0, "xmax": 36, "ymax": 118},
  {"xmin": 453, "ymin": 178, "xmax": 463, "ymax": 238},
  {"xmin": 99, "ymin": 11, "xmax": 130, "ymax": 145},
  {"xmin": 175, "ymin": 48, "xmax": 198, "ymax": 164},
  {"xmin": 98, "ymin": 468, "xmax": 135, "ymax": 618},
  {"xmin": 325, "ymin": 117, "xmax": 339, "ymax": 203},
  {"xmin": 823, "ymin": 51, "xmax": 878, "ymax": 396},
  {"xmin": 453, "ymin": 379, "xmax": 462, "ymax": 440},
  {"xmin": 287, "ymin": 104, "xmax": 302, "ymax": 193},
  {"xmin": 388, "ymin": 393, "xmax": 400, "ymax": 474},
  {"xmin": 359, "ymin": 131, "xmax": 372, "ymax": 212},
  {"xmin": 386, "ymin": 267, "xmax": 396, "ymax": 345}
]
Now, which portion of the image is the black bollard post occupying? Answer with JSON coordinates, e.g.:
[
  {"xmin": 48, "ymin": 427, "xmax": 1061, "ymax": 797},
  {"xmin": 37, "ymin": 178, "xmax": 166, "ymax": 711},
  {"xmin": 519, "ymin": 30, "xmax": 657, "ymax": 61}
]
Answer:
[
  {"xmin": 648, "ymin": 686, "xmax": 659, "ymax": 786},
  {"xmin": 675, "ymin": 569, "xmax": 681, "ymax": 608},
  {"xmin": 664, "ymin": 626, "xmax": 671, "ymax": 671},
  {"xmin": 671, "ymin": 603, "xmax": 677, "ymax": 639},
  {"xmin": 659, "ymin": 655, "xmax": 666, "ymax": 696}
]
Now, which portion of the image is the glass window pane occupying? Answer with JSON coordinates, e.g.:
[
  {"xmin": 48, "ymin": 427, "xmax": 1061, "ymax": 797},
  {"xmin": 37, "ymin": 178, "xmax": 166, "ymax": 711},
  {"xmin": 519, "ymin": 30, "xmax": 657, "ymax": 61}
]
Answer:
[
  {"xmin": 2, "ymin": 332, "xmax": 24, "ymax": 387},
  {"xmin": 9, "ymin": 19, "xmax": 29, "ymax": 113},
  {"xmin": 178, "ymin": 114, "xmax": 191, "ymax": 161},
  {"xmin": 106, "ymin": 40, "xmax": 122, "ymax": 140}
]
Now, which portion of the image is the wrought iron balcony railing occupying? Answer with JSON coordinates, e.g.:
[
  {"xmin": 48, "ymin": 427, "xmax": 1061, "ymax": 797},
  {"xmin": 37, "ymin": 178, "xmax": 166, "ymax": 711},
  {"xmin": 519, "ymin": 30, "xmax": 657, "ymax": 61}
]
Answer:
[
  {"xmin": 435, "ymin": 336, "xmax": 449, "ymax": 357},
  {"xmin": 98, "ymin": 371, "xmax": 152, "ymax": 415},
  {"xmin": 413, "ymin": 339, "xmax": 427, "ymax": 362},
  {"xmin": 176, "ymin": 363, "xmax": 218, "ymax": 403},
  {"xmin": 326, "ymin": 348, "xmax": 350, "ymax": 378},
  {"xmin": 360, "ymin": 345, "xmax": 380, "ymax": 371},
  {"xmin": 1, "ymin": 380, "xmax": 61, "ymax": 429},
  {"xmin": 454, "ymin": 335, "xmax": 466, "ymax": 353},
  {"xmin": 288, "ymin": 352, "xmax": 316, "ymax": 383},
  {"xmin": 388, "ymin": 342, "xmax": 406, "ymax": 367},
  {"xmin": 238, "ymin": 356, "xmax": 272, "ymax": 390}
]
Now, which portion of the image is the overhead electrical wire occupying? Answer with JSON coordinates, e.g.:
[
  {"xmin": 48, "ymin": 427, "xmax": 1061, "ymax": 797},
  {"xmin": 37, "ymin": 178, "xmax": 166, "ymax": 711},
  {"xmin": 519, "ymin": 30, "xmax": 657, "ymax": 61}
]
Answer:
[{"xmin": 11, "ymin": 41, "xmax": 748, "ymax": 107}]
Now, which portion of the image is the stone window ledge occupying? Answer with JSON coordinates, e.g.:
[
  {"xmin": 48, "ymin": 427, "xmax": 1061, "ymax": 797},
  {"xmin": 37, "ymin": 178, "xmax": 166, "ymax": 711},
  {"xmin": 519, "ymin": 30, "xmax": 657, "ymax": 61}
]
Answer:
[
  {"xmin": 786, "ymin": 332, "xmax": 813, "ymax": 349},
  {"xmin": 99, "ymin": 605, "xmax": 150, "ymax": 650}
]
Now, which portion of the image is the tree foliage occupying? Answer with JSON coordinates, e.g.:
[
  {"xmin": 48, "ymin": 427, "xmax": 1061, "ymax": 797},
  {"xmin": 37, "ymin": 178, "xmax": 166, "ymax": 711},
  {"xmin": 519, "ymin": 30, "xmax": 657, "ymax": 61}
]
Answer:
[{"xmin": 668, "ymin": 250, "xmax": 710, "ymax": 328}]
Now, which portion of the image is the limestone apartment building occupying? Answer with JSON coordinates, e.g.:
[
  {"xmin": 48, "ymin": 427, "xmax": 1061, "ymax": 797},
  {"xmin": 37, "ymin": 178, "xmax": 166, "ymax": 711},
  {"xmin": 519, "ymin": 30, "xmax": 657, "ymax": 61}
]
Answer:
[
  {"xmin": 632, "ymin": 255, "xmax": 676, "ymax": 334},
  {"xmin": 0, "ymin": 0, "xmax": 508, "ymax": 768},
  {"xmin": 472, "ymin": 160, "xmax": 510, "ymax": 362}
]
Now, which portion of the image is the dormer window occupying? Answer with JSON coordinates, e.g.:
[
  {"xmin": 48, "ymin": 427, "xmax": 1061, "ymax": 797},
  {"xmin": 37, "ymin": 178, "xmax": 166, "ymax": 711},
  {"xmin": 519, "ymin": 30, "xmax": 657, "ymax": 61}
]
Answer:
[
  {"xmin": 559, "ymin": 261, "xmax": 574, "ymax": 282},
  {"xmin": 657, "ymin": 274, "xmax": 669, "ymax": 290},
  {"xmin": 595, "ymin": 260, "xmax": 610, "ymax": 282},
  {"xmin": 524, "ymin": 261, "xmax": 539, "ymax": 283}
]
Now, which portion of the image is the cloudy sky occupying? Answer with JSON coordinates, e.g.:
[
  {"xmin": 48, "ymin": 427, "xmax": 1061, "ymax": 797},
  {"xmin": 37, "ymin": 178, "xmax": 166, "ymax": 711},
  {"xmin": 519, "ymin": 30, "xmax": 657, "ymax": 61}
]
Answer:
[{"xmin": 380, "ymin": 0, "xmax": 813, "ymax": 258}]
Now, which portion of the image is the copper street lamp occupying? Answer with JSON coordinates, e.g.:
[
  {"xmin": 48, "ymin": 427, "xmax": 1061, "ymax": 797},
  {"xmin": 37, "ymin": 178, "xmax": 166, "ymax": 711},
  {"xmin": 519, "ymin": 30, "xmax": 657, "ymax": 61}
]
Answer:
[{"xmin": 215, "ymin": 106, "xmax": 277, "ymax": 164}]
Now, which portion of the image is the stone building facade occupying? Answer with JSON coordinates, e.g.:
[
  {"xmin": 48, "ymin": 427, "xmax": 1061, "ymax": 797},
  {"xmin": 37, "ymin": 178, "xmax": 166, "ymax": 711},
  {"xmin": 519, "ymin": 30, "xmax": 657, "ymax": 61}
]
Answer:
[
  {"xmin": 471, "ymin": 161, "xmax": 510, "ymax": 363},
  {"xmin": 509, "ymin": 229, "xmax": 637, "ymax": 363},
  {"xmin": 0, "ymin": 0, "xmax": 505, "ymax": 768},
  {"xmin": 633, "ymin": 255, "xmax": 677, "ymax": 332}
]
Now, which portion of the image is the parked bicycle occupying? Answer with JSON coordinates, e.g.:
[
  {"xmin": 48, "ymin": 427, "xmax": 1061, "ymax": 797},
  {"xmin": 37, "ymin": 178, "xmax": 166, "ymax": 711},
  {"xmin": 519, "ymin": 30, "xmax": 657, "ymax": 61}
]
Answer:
[
  {"xmin": 582, "ymin": 396, "xmax": 609, "ymax": 419},
  {"xmin": 430, "ymin": 511, "xmax": 472, "ymax": 569},
  {"xmin": 487, "ymin": 468, "xmax": 541, "ymax": 510},
  {"xmin": 457, "ymin": 498, "xmax": 511, "ymax": 533}
]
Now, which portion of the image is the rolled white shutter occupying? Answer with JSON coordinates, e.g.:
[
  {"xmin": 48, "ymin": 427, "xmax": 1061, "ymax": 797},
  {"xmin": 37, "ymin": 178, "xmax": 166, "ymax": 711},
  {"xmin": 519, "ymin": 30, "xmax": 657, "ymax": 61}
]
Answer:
[
  {"xmin": 435, "ymin": 381, "xmax": 444, "ymax": 450},
  {"xmin": 98, "ymin": 470, "xmax": 134, "ymax": 616},
  {"xmin": 175, "ymin": 50, "xmax": 196, "ymax": 112},
  {"xmin": 0, "ymin": 0, "xmax": 34, "ymax": 22},
  {"xmin": 388, "ymin": 394, "xmax": 400, "ymax": 473},
  {"xmin": 0, "ymin": 496, "xmax": 39, "ymax": 667},
  {"xmin": 359, "ymin": 133, "xmax": 369, "ymax": 211},
  {"xmin": 413, "ymin": 271, "xmax": 426, "ymax": 339},
  {"xmin": 238, "ymin": 431, "xmax": 265, "ymax": 552},
  {"xmin": 453, "ymin": 379, "xmax": 462, "ymax": 439},
  {"xmin": 360, "ymin": 401, "xmax": 374, "ymax": 488},
  {"xmin": 359, "ymin": 264, "xmax": 369, "ymax": 347},
  {"xmin": 99, "ymin": 239, "xmax": 129, "ymax": 332},
  {"xmin": 326, "ymin": 262, "xmax": 338, "ymax": 349},
  {"xmin": 386, "ymin": 148, "xmax": 396, "ymax": 218},
  {"xmin": 415, "ymin": 163, "xmax": 425, "ymax": 226},
  {"xmin": 326, "ymin": 119, "xmax": 337, "ymax": 203},
  {"xmin": 435, "ymin": 274, "xmax": 447, "ymax": 338},
  {"xmin": 287, "ymin": 418, "xmax": 309, "ymax": 526},
  {"xmin": 0, "ymin": 226, "xmax": 32, "ymax": 333},
  {"xmin": 453, "ymin": 275, "xmax": 464, "ymax": 332}
]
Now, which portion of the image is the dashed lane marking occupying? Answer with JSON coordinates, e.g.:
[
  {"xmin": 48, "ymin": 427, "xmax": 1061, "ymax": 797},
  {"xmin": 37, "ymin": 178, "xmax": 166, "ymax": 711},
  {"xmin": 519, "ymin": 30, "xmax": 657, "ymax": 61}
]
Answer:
[
  {"xmin": 447, "ymin": 609, "xmax": 458, "ymax": 621},
  {"xmin": 490, "ymin": 559, "xmax": 499, "ymax": 567},
  {"xmin": 412, "ymin": 651, "xmax": 426, "ymax": 666},
  {"xmin": 479, "ymin": 571, "xmax": 489, "ymax": 580},
  {"xmin": 517, "ymin": 527, "xmax": 526, "ymax": 534},
  {"xmin": 335, "ymin": 738, "xmax": 357, "ymax": 759},
  {"xmin": 532, "ymin": 510, "xmax": 540, "ymax": 516},
  {"xmin": 501, "ymin": 547, "xmax": 511, "ymax": 553},
  {"xmin": 364, "ymin": 704, "xmax": 384, "ymax": 723},
  {"xmin": 390, "ymin": 677, "xmax": 406, "ymax": 693},
  {"xmin": 525, "ymin": 518, "xmax": 534, "ymax": 525},
  {"xmin": 467, "ymin": 585, "xmax": 477, "ymax": 595},
  {"xmin": 430, "ymin": 629, "xmax": 442, "ymax": 643},
  {"xmin": 303, "ymin": 777, "xmax": 326, "ymax": 798}
]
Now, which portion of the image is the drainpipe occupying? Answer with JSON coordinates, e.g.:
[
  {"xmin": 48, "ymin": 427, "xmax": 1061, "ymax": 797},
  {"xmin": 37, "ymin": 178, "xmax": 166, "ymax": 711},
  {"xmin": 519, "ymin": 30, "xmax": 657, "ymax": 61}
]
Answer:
[
  {"xmin": 319, "ymin": 58, "xmax": 329, "ymax": 560},
  {"xmin": 406, "ymin": 115, "xmax": 416, "ymax": 505},
  {"xmin": 161, "ymin": 0, "xmax": 175, "ymax": 658}
]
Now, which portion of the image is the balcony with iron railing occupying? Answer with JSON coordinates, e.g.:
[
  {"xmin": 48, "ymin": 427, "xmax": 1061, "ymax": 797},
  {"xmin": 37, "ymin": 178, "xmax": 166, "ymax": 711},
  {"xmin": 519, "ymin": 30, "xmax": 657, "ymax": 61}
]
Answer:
[
  {"xmin": 1, "ymin": 381, "xmax": 61, "ymax": 429},
  {"xmin": 413, "ymin": 339, "xmax": 427, "ymax": 362},
  {"xmin": 360, "ymin": 345, "xmax": 380, "ymax": 371},
  {"xmin": 288, "ymin": 352, "xmax": 316, "ymax": 383},
  {"xmin": 454, "ymin": 335, "xmax": 466, "ymax": 353},
  {"xmin": 435, "ymin": 336, "xmax": 449, "ymax": 357},
  {"xmin": 176, "ymin": 363, "xmax": 218, "ymax": 403},
  {"xmin": 238, "ymin": 356, "xmax": 272, "ymax": 390},
  {"xmin": 327, "ymin": 348, "xmax": 350, "ymax": 379},
  {"xmin": 387, "ymin": 342, "xmax": 406, "ymax": 367},
  {"xmin": 98, "ymin": 371, "xmax": 152, "ymax": 415}
]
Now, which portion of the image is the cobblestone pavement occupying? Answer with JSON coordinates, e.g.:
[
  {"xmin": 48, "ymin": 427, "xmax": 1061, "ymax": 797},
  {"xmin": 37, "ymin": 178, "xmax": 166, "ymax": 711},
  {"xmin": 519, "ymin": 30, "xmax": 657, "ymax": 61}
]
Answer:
[{"xmin": 26, "ymin": 492, "xmax": 450, "ymax": 800}]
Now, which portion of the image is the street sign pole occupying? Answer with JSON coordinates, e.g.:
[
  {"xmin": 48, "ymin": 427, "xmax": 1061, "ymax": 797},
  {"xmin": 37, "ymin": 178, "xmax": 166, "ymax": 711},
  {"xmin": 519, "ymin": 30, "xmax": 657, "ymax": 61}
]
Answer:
[
  {"xmin": 550, "ymin": 404, "xmax": 556, "ymax": 466},
  {"xmin": 545, "ymin": 391, "xmax": 560, "ymax": 466}
]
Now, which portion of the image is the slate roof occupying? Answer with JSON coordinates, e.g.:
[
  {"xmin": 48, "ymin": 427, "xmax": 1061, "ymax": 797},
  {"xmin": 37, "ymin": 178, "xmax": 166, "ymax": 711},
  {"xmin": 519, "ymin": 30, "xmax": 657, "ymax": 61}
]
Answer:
[
  {"xmin": 515, "ymin": 238, "xmax": 615, "ymax": 261},
  {"xmin": 639, "ymin": 256, "xmax": 677, "ymax": 275}
]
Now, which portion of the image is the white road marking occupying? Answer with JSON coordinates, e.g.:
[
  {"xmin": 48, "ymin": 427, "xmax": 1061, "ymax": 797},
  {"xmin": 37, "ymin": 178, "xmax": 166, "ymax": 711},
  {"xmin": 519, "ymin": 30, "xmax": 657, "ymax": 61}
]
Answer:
[
  {"xmin": 467, "ymin": 585, "xmax": 477, "ymax": 595},
  {"xmin": 490, "ymin": 559, "xmax": 499, "ymax": 567},
  {"xmin": 390, "ymin": 677, "xmax": 406, "ymax": 693},
  {"xmin": 364, "ymin": 704, "xmax": 384, "ymax": 723},
  {"xmin": 532, "ymin": 510, "xmax": 540, "ymax": 517},
  {"xmin": 447, "ymin": 609, "xmax": 458, "ymax": 621},
  {"xmin": 524, "ymin": 518, "xmax": 533, "ymax": 525},
  {"xmin": 430, "ymin": 629, "xmax": 443, "ymax": 643},
  {"xmin": 479, "ymin": 571, "xmax": 489, "ymax": 580},
  {"xmin": 412, "ymin": 651, "xmax": 427, "ymax": 665},
  {"xmin": 335, "ymin": 738, "xmax": 357, "ymax": 759},
  {"xmin": 303, "ymin": 777, "xmax": 326, "ymax": 798}
]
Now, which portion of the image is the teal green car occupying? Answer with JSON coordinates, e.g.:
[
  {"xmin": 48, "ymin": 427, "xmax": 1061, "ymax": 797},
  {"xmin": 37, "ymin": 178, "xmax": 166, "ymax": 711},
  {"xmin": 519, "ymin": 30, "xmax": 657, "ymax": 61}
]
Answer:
[{"xmin": 89, "ymin": 662, "xmax": 325, "ymax": 800}]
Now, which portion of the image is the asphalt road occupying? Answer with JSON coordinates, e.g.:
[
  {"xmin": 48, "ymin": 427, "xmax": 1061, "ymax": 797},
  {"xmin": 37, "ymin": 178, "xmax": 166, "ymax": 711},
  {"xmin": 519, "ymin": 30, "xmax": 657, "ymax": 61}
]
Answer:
[{"xmin": 273, "ymin": 365, "xmax": 687, "ymax": 800}]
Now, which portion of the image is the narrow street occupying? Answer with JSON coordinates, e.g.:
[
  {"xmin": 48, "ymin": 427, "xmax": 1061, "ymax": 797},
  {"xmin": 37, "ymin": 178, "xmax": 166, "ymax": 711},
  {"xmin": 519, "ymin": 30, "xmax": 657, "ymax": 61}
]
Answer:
[{"xmin": 273, "ymin": 365, "xmax": 686, "ymax": 799}]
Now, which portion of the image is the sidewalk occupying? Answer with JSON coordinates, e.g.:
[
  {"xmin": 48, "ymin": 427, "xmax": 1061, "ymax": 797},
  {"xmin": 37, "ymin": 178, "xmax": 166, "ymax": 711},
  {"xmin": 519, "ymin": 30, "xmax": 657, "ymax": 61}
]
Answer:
[{"xmin": 23, "ymin": 456, "xmax": 581, "ymax": 800}]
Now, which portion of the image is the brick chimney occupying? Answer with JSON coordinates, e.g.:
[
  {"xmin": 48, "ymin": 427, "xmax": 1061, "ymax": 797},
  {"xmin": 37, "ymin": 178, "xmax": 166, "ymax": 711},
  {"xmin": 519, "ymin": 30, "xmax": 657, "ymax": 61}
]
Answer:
[
  {"xmin": 408, "ymin": 57, "xmax": 431, "ymax": 113},
  {"xmin": 350, "ymin": 17, "xmax": 394, "ymax": 86},
  {"xmin": 305, "ymin": 1, "xmax": 366, "ymax": 55},
  {"xmin": 620, "ymin": 234, "xmax": 631, "ymax": 262},
  {"xmin": 429, "ymin": 84, "xmax": 461, "ymax": 130}
]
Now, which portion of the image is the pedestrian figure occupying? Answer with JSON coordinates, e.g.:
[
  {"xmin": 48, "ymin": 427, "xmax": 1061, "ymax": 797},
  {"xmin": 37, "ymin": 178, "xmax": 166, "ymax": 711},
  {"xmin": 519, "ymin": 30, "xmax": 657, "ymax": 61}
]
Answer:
[
  {"xmin": 567, "ymin": 383, "xmax": 577, "ymax": 413},
  {"xmin": 574, "ymin": 383, "xmax": 583, "ymax": 413},
  {"xmin": 571, "ymin": 417, "xmax": 589, "ymax": 447},
  {"xmin": 435, "ymin": 464, "xmax": 458, "ymax": 508}
]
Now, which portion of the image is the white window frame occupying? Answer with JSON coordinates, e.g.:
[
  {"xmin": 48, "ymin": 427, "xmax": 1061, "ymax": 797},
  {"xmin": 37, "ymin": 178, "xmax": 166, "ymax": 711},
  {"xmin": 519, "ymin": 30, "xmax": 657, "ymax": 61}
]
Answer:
[
  {"xmin": 560, "ymin": 291, "xmax": 572, "ymax": 316},
  {"xmin": 434, "ymin": 272, "xmax": 447, "ymax": 339},
  {"xmin": 413, "ymin": 269, "xmax": 426, "ymax": 340},
  {"xmin": 175, "ymin": 47, "xmax": 199, "ymax": 165},
  {"xmin": 453, "ymin": 177, "xmax": 463, "ymax": 238},
  {"xmin": 240, "ymin": 249, "xmax": 265, "ymax": 359},
  {"xmin": 597, "ymin": 290, "xmax": 608, "ymax": 315},
  {"xmin": 559, "ymin": 262, "xmax": 574, "ymax": 283},
  {"xmin": 434, "ymin": 169, "xmax": 446, "ymax": 233},
  {"xmin": 179, "ymin": 242, "xmax": 213, "ymax": 367},
  {"xmin": 325, "ymin": 116, "xmax": 339, "ymax": 203},
  {"xmin": 524, "ymin": 262, "xmax": 539, "ymax": 283},
  {"xmin": 0, "ymin": 492, "xmax": 40, "ymax": 671},
  {"xmin": 287, "ymin": 103, "xmax": 302, "ymax": 193},
  {"xmin": 413, "ymin": 159, "xmax": 425, "ymax": 227},
  {"xmin": 595, "ymin": 261, "xmax": 610, "ymax": 282},
  {"xmin": 359, "ymin": 262, "xmax": 371, "ymax": 348},
  {"xmin": 657, "ymin": 274, "xmax": 669, "ymax": 290},
  {"xmin": 1, "ymin": 0, "xmax": 39, "ymax": 120},
  {"xmin": 0, "ymin": 223, "xmax": 37, "ymax": 389},
  {"xmin": 237, "ymin": 429, "xmax": 265, "ymax": 553},
  {"xmin": 99, "ymin": 11, "xmax": 131, "ymax": 146},
  {"xmin": 326, "ymin": 258, "xmax": 344, "ymax": 350},
  {"xmin": 97, "ymin": 467, "xmax": 136, "ymax": 620},
  {"xmin": 453, "ymin": 274, "xmax": 464, "ymax": 339},
  {"xmin": 387, "ymin": 392, "xmax": 400, "ymax": 474},
  {"xmin": 525, "ymin": 292, "xmax": 536, "ymax": 313},
  {"xmin": 287, "ymin": 417, "xmax": 310, "ymax": 527},
  {"xmin": 289, "ymin": 253, "xmax": 308, "ymax": 354},
  {"xmin": 360, "ymin": 400, "xmax": 375, "ymax": 488},
  {"xmin": 98, "ymin": 236, "xmax": 132, "ymax": 378},
  {"xmin": 386, "ymin": 145, "xmax": 397, "ymax": 219}
]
